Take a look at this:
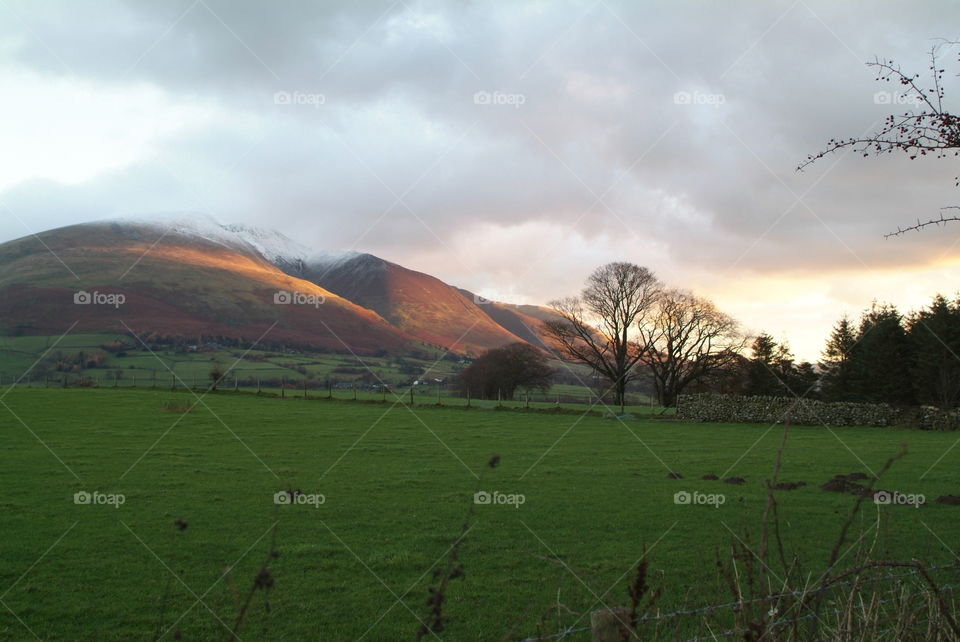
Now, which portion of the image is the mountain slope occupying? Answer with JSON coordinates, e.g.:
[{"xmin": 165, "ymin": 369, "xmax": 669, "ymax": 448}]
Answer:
[
  {"xmin": 0, "ymin": 219, "xmax": 409, "ymax": 353},
  {"xmin": 302, "ymin": 254, "xmax": 528, "ymax": 355},
  {"xmin": 0, "ymin": 216, "xmax": 568, "ymax": 357},
  {"xmin": 453, "ymin": 289, "xmax": 567, "ymax": 352}
]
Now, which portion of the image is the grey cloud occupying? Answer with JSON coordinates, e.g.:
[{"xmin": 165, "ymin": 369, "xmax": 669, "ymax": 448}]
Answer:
[{"xmin": 1, "ymin": 0, "xmax": 959, "ymax": 289}]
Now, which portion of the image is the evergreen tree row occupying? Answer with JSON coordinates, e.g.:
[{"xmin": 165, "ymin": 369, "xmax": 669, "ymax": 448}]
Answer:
[{"xmin": 741, "ymin": 295, "xmax": 960, "ymax": 409}]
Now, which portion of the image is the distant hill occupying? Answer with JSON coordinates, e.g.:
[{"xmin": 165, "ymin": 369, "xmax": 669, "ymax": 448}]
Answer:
[{"xmin": 0, "ymin": 216, "xmax": 564, "ymax": 356}]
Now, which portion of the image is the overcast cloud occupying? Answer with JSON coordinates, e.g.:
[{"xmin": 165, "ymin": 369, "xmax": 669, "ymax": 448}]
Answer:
[{"xmin": 1, "ymin": 0, "xmax": 959, "ymax": 359}]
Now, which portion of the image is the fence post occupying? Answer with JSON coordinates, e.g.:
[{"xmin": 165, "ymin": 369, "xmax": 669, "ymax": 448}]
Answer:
[
  {"xmin": 353, "ymin": 383, "xmax": 357, "ymax": 400},
  {"xmin": 235, "ymin": 376, "xmax": 238, "ymax": 392},
  {"xmin": 591, "ymin": 608, "xmax": 632, "ymax": 642},
  {"xmin": 497, "ymin": 389, "xmax": 502, "ymax": 408},
  {"xmin": 437, "ymin": 382, "xmax": 441, "ymax": 405},
  {"xmin": 409, "ymin": 386, "xmax": 414, "ymax": 406},
  {"xmin": 281, "ymin": 377, "xmax": 285, "ymax": 398},
  {"xmin": 466, "ymin": 388, "xmax": 471, "ymax": 408},
  {"xmin": 303, "ymin": 379, "xmax": 307, "ymax": 398},
  {"xmin": 525, "ymin": 392, "xmax": 529, "ymax": 409}
]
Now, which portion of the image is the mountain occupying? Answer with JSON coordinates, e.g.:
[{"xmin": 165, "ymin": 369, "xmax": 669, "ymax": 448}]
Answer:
[
  {"xmin": 0, "ymin": 217, "xmax": 407, "ymax": 353},
  {"xmin": 454, "ymin": 289, "xmax": 561, "ymax": 352},
  {"xmin": 301, "ymin": 254, "xmax": 531, "ymax": 355},
  {"xmin": 0, "ymin": 216, "xmax": 563, "ymax": 356}
]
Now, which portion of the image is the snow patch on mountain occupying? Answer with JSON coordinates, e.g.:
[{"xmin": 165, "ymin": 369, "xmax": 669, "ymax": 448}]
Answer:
[
  {"xmin": 306, "ymin": 249, "xmax": 365, "ymax": 270},
  {"xmin": 97, "ymin": 213, "xmax": 361, "ymax": 272},
  {"xmin": 221, "ymin": 223, "xmax": 313, "ymax": 266}
]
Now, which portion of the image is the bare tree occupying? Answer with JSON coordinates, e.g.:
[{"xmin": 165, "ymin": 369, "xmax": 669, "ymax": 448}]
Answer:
[
  {"xmin": 799, "ymin": 42, "xmax": 960, "ymax": 236},
  {"xmin": 542, "ymin": 262, "xmax": 660, "ymax": 411},
  {"xmin": 636, "ymin": 289, "xmax": 745, "ymax": 407}
]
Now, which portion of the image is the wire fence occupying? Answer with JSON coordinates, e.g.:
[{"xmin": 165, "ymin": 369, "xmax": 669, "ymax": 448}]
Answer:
[
  {"xmin": 0, "ymin": 371, "xmax": 661, "ymax": 411},
  {"xmin": 517, "ymin": 564, "xmax": 960, "ymax": 641}
]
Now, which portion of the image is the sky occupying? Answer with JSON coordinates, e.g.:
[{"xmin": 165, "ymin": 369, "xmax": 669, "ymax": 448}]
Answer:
[{"xmin": 1, "ymin": 0, "xmax": 959, "ymax": 361}]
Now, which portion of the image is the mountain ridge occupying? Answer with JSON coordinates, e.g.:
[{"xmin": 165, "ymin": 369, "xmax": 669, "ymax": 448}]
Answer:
[{"xmin": 0, "ymin": 216, "xmax": 563, "ymax": 356}]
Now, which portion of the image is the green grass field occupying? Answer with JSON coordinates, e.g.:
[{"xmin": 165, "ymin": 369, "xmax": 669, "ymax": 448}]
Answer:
[
  {"xmin": 0, "ymin": 332, "xmax": 459, "ymax": 388},
  {"xmin": 0, "ymin": 334, "xmax": 649, "ymax": 409},
  {"xmin": 1, "ymin": 388, "xmax": 959, "ymax": 640}
]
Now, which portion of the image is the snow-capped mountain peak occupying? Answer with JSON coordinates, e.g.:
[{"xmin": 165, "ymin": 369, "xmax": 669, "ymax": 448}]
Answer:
[{"xmin": 96, "ymin": 213, "xmax": 362, "ymax": 273}]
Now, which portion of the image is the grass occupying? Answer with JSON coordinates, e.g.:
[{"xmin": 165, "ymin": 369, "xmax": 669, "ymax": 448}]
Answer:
[
  {"xmin": 0, "ymin": 334, "xmax": 639, "ymax": 408},
  {"xmin": 0, "ymin": 331, "xmax": 660, "ymax": 412},
  {"xmin": 0, "ymin": 333, "xmax": 463, "ymax": 386},
  {"xmin": 1, "ymin": 388, "xmax": 958, "ymax": 640}
]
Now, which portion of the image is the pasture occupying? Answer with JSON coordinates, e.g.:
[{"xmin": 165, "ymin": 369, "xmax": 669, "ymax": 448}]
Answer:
[
  {"xmin": 1, "ymin": 388, "xmax": 958, "ymax": 640},
  {"xmin": 0, "ymin": 333, "xmax": 633, "ymax": 409}
]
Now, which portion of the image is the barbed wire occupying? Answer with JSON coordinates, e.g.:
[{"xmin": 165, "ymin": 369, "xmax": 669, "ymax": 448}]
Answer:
[
  {"xmin": 517, "ymin": 625, "xmax": 592, "ymax": 641},
  {"xmin": 687, "ymin": 584, "xmax": 957, "ymax": 642},
  {"xmin": 518, "ymin": 564, "xmax": 958, "ymax": 641}
]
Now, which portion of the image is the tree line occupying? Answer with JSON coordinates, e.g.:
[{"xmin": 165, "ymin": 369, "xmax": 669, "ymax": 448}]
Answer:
[
  {"xmin": 456, "ymin": 262, "xmax": 960, "ymax": 411},
  {"xmin": 743, "ymin": 296, "xmax": 960, "ymax": 409}
]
